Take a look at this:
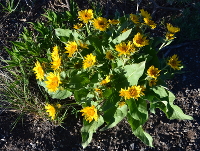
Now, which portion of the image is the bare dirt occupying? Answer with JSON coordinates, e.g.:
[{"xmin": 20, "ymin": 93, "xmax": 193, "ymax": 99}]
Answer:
[{"xmin": 0, "ymin": 0, "xmax": 200, "ymax": 150}]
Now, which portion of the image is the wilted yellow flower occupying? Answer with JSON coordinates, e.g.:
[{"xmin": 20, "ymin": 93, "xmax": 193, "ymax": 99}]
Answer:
[
  {"xmin": 78, "ymin": 40, "xmax": 89, "ymax": 49},
  {"xmin": 118, "ymin": 101, "xmax": 126, "ymax": 107},
  {"xmin": 94, "ymin": 88, "xmax": 103, "ymax": 97},
  {"xmin": 143, "ymin": 18, "xmax": 156, "ymax": 29},
  {"xmin": 121, "ymin": 28, "xmax": 129, "ymax": 33},
  {"xmin": 147, "ymin": 65, "xmax": 161, "ymax": 79},
  {"xmin": 130, "ymin": 14, "xmax": 139, "ymax": 24},
  {"xmin": 167, "ymin": 54, "xmax": 182, "ymax": 70},
  {"xmin": 93, "ymin": 17, "xmax": 109, "ymax": 31},
  {"xmin": 133, "ymin": 32, "xmax": 149, "ymax": 47},
  {"xmin": 166, "ymin": 23, "xmax": 180, "ymax": 33},
  {"xmin": 100, "ymin": 75, "xmax": 111, "ymax": 85},
  {"xmin": 80, "ymin": 105, "xmax": 98, "ymax": 123},
  {"xmin": 33, "ymin": 61, "xmax": 45, "ymax": 81},
  {"xmin": 45, "ymin": 72, "xmax": 62, "ymax": 92},
  {"xmin": 115, "ymin": 41, "xmax": 135, "ymax": 56},
  {"xmin": 83, "ymin": 53, "xmax": 96, "ymax": 69},
  {"xmin": 56, "ymin": 104, "xmax": 61, "ymax": 108},
  {"xmin": 108, "ymin": 19, "xmax": 120, "ymax": 25},
  {"xmin": 105, "ymin": 51, "xmax": 114, "ymax": 60},
  {"xmin": 45, "ymin": 104, "xmax": 56, "ymax": 120},
  {"xmin": 140, "ymin": 9, "xmax": 152, "ymax": 19},
  {"xmin": 149, "ymin": 79, "xmax": 158, "ymax": 87},
  {"xmin": 73, "ymin": 23, "xmax": 83, "ymax": 29},
  {"xmin": 64, "ymin": 41, "xmax": 78, "ymax": 57},
  {"xmin": 78, "ymin": 9, "xmax": 94, "ymax": 23},
  {"xmin": 165, "ymin": 32, "xmax": 175, "ymax": 40}
]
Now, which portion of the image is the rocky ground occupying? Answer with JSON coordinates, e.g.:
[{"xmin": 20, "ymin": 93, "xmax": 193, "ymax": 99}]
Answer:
[{"xmin": 0, "ymin": 0, "xmax": 200, "ymax": 151}]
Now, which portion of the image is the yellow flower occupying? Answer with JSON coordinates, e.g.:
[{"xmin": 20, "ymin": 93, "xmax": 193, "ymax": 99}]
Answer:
[
  {"xmin": 166, "ymin": 23, "xmax": 180, "ymax": 33},
  {"xmin": 127, "ymin": 85, "xmax": 143, "ymax": 100},
  {"xmin": 130, "ymin": 14, "xmax": 139, "ymax": 24},
  {"xmin": 140, "ymin": 9, "xmax": 152, "ymax": 19},
  {"xmin": 165, "ymin": 32, "xmax": 175, "ymax": 40},
  {"xmin": 105, "ymin": 51, "xmax": 114, "ymax": 60},
  {"xmin": 80, "ymin": 105, "xmax": 98, "ymax": 123},
  {"xmin": 93, "ymin": 17, "xmax": 109, "ymax": 31},
  {"xmin": 119, "ymin": 88, "xmax": 131, "ymax": 100},
  {"xmin": 78, "ymin": 9, "xmax": 94, "ymax": 23},
  {"xmin": 45, "ymin": 72, "xmax": 62, "ymax": 92},
  {"xmin": 64, "ymin": 41, "xmax": 78, "ymax": 57},
  {"xmin": 147, "ymin": 65, "xmax": 161, "ymax": 79},
  {"xmin": 83, "ymin": 53, "xmax": 96, "ymax": 69},
  {"xmin": 115, "ymin": 41, "xmax": 134, "ymax": 56},
  {"xmin": 73, "ymin": 23, "xmax": 83, "ymax": 29},
  {"xmin": 167, "ymin": 54, "xmax": 182, "ymax": 70},
  {"xmin": 148, "ymin": 79, "xmax": 158, "ymax": 87},
  {"xmin": 133, "ymin": 32, "xmax": 149, "ymax": 47},
  {"xmin": 33, "ymin": 61, "xmax": 45, "ymax": 81},
  {"xmin": 108, "ymin": 19, "xmax": 120, "ymax": 25},
  {"xmin": 119, "ymin": 85, "xmax": 143, "ymax": 100},
  {"xmin": 45, "ymin": 103, "xmax": 56, "ymax": 120},
  {"xmin": 100, "ymin": 75, "xmax": 111, "ymax": 85},
  {"xmin": 51, "ymin": 55, "xmax": 61, "ymax": 70},
  {"xmin": 51, "ymin": 46, "xmax": 59, "ymax": 59},
  {"xmin": 143, "ymin": 18, "xmax": 156, "ymax": 29},
  {"xmin": 118, "ymin": 101, "xmax": 126, "ymax": 107}
]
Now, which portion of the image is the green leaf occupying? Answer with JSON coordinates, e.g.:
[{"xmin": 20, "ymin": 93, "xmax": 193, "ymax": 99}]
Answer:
[
  {"xmin": 124, "ymin": 61, "xmax": 146, "ymax": 85},
  {"xmin": 102, "ymin": 88, "xmax": 121, "ymax": 111},
  {"xmin": 126, "ymin": 98, "xmax": 148, "ymax": 125},
  {"xmin": 81, "ymin": 116, "xmax": 104, "ymax": 148},
  {"xmin": 133, "ymin": 126, "xmax": 153, "ymax": 147},
  {"xmin": 127, "ymin": 114, "xmax": 153, "ymax": 147},
  {"xmin": 100, "ymin": 104, "xmax": 127, "ymax": 131},
  {"xmin": 55, "ymin": 28, "xmax": 72, "ymax": 37},
  {"xmin": 74, "ymin": 88, "xmax": 89, "ymax": 103},
  {"xmin": 49, "ymin": 89, "xmax": 72, "ymax": 99},
  {"xmin": 70, "ymin": 72, "xmax": 90, "ymax": 89},
  {"xmin": 152, "ymin": 86, "xmax": 193, "ymax": 120},
  {"xmin": 112, "ymin": 28, "xmax": 132, "ymax": 44}
]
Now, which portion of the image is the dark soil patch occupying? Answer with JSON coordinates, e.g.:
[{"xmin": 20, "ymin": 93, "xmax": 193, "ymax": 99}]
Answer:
[{"xmin": 0, "ymin": 0, "xmax": 200, "ymax": 150}]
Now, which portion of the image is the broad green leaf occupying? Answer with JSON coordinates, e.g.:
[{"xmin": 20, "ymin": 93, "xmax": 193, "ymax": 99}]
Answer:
[
  {"xmin": 124, "ymin": 61, "xmax": 146, "ymax": 85},
  {"xmin": 55, "ymin": 28, "xmax": 72, "ymax": 37},
  {"xmin": 152, "ymin": 86, "xmax": 193, "ymax": 120},
  {"xmin": 133, "ymin": 126, "xmax": 153, "ymax": 147},
  {"xmin": 126, "ymin": 98, "xmax": 148, "ymax": 125},
  {"xmin": 100, "ymin": 104, "xmax": 127, "ymax": 131},
  {"xmin": 49, "ymin": 89, "xmax": 72, "ymax": 99},
  {"xmin": 112, "ymin": 29, "xmax": 132, "ymax": 44},
  {"xmin": 102, "ymin": 88, "xmax": 121, "ymax": 111},
  {"xmin": 167, "ymin": 91, "xmax": 193, "ymax": 120},
  {"xmin": 81, "ymin": 116, "xmax": 104, "ymax": 148},
  {"xmin": 152, "ymin": 86, "xmax": 168, "ymax": 98},
  {"xmin": 70, "ymin": 72, "xmax": 90, "ymax": 89},
  {"xmin": 74, "ymin": 88, "xmax": 89, "ymax": 103}
]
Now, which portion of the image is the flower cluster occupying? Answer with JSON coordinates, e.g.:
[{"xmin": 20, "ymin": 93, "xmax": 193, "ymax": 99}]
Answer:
[{"xmin": 32, "ymin": 8, "xmax": 189, "ymax": 148}]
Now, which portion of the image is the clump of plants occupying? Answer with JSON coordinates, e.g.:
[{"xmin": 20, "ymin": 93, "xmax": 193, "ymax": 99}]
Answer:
[{"xmin": 3, "ymin": 3, "xmax": 192, "ymax": 148}]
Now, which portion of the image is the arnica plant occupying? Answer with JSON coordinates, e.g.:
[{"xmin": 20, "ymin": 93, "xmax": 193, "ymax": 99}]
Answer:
[{"xmin": 14, "ymin": 7, "xmax": 193, "ymax": 148}]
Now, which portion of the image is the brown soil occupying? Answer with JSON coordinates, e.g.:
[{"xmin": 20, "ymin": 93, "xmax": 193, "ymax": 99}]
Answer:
[{"xmin": 0, "ymin": 0, "xmax": 199, "ymax": 150}]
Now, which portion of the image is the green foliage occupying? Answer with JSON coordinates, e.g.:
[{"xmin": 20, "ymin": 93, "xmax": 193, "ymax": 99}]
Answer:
[{"xmin": 0, "ymin": 0, "xmax": 20, "ymax": 13}]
